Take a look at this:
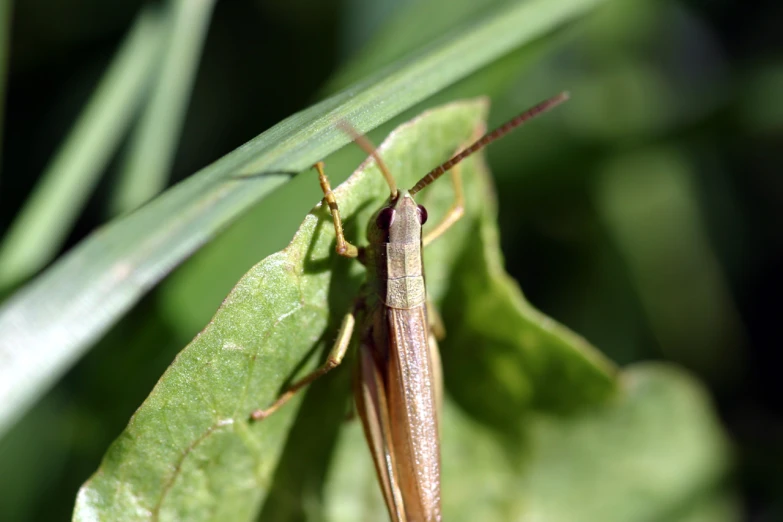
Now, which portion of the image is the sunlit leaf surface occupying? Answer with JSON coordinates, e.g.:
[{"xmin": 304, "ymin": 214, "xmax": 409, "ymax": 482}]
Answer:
[{"xmin": 75, "ymin": 101, "xmax": 730, "ymax": 521}]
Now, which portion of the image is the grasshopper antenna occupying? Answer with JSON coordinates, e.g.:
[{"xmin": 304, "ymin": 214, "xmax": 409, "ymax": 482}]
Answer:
[
  {"xmin": 409, "ymin": 91, "xmax": 570, "ymax": 196},
  {"xmin": 338, "ymin": 121, "xmax": 398, "ymax": 198}
]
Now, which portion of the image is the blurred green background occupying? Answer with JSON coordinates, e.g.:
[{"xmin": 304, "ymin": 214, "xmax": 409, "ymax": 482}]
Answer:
[{"xmin": 0, "ymin": 0, "xmax": 780, "ymax": 520}]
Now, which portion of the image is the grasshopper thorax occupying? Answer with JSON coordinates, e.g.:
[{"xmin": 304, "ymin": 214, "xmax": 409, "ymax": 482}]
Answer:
[{"xmin": 367, "ymin": 190, "xmax": 428, "ymax": 246}]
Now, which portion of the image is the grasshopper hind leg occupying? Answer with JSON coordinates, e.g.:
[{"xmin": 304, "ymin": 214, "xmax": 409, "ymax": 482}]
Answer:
[
  {"xmin": 422, "ymin": 159, "xmax": 464, "ymax": 247},
  {"xmin": 251, "ymin": 309, "xmax": 356, "ymax": 420},
  {"xmin": 355, "ymin": 341, "xmax": 407, "ymax": 521}
]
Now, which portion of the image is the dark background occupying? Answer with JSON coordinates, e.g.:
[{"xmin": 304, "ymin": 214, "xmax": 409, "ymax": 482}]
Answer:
[{"xmin": 0, "ymin": 0, "xmax": 781, "ymax": 520}]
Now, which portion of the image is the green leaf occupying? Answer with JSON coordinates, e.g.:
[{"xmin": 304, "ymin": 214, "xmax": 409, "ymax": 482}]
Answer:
[
  {"xmin": 75, "ymin": 100, "xmax": 731, "ymax": 521},
  {"xmin": 513, "ymin": 364, "xmax": 734, "ymax": 522},
  {"xmin": 0, "ymin": 0, "xmax": 611, "ymax": 439},
  {"xmin": 439, "ymin": 152, "xmax": 618, "ymax": 428},
  {"xmin": 75, "ymin": 100, "xmax": 623, "ymax": 521}
]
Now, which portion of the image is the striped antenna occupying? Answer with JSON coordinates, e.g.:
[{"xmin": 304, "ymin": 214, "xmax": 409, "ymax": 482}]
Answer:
[{"xmin": 409, "ymin": 92, "xmax": 570, "ymax": 196}]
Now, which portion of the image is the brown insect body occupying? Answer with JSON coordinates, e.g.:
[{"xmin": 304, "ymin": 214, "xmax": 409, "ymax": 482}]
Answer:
[
  {"xmin": 357, "ymin": 191, "xmax": 441, "ymax": 521},
  {"xmin": 251, "ymin": 93, "xmax": 570, "ymax": 522}
]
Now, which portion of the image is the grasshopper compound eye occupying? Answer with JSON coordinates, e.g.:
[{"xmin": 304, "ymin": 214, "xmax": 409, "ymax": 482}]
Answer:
[
  {"xmin": 417, "ymin": 204, "xmax": 428, "ymax": 225},
  {"xmin": 376, "ymin": 207, "xmax": 395, "ymax": 229}
]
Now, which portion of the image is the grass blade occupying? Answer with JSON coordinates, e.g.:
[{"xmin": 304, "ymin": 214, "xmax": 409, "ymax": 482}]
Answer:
[
  {"xmin": 0, "ymin": 7, "xmax": 166, "ymax": 288},
  {"xmin": 111, "ymin": 0, "xmax": 217, "ymax": 215}
]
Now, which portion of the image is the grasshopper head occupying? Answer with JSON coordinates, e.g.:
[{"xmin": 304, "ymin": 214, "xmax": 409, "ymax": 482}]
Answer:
[{"xmin": 367, "ymin": 190, "xmax": 428, "ymax": 245}]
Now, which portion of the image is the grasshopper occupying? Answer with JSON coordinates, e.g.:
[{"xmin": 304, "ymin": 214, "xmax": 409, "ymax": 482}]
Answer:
[{"xmin": 251, "ymin": 93, "xmax": 569, "ymax": 521}]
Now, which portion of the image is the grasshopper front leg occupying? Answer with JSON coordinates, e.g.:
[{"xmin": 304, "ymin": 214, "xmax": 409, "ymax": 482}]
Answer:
[{"xmin": 315, "ymin": 161, "xmax": 361, "ymax": 259}]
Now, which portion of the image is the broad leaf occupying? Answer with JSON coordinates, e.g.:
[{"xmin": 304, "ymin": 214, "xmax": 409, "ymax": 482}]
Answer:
[{"xmin": 75, "ymin": 101, "xmax": 730, "ymax": 521}]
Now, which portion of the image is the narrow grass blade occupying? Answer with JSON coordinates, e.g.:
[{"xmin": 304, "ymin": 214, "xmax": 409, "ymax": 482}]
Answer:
[
  {"xmin": 0, "ymin": 0, "xmax": 610, "ymax": 438},
  {"xmin": 111, "ymin": 0, "xmax": 217, "ymax": 215},
  {"xmin": 0, "ymin": 7, "xmax": 166, "ymax": 289}
]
